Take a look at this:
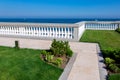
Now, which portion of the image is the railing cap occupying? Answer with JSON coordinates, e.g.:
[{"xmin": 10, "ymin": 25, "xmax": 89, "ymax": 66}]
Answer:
[{"xmin": 0, "ymin": 22, "xmax": 79, "ymax": 28}]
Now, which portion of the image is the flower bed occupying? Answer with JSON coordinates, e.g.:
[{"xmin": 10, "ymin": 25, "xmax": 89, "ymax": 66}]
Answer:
[{"xmin": 40, "ymin": 39, "xmax": 73, "ymax": 69}]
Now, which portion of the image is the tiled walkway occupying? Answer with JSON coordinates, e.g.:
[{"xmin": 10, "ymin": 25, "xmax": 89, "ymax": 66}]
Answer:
[
  {"xmin": 0, "ymin": 37, "xmax": 100, "ymax": 80},
  {"xmin": 67, "ymin": 42, "xmax": 100, "ymax": 80}
]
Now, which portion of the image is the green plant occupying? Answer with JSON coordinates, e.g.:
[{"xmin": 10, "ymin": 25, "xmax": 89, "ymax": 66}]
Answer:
[
  {"xmin": 14, "ymin": 40, "xmax": 20, "ymax": 49},
  {"xmin": 105, "ymin": 57, "xmax": 115, "ymax": 65},
  {"xmin": 45, "ymin": 54, "xmax": 54, "ymax": 62},
  {"xmin": 102, "ymin": 49, "xmax": 120, "ymax": 63},
  {"xmin": 109, "ymin": 64, "xmax": 120, "ymax": 73},
  {"xmin": 102, "ymin": 49, "xmax": 115, "ymax": 58},
  {"xmin": 41, "ymin": 51, "xmax": 54, "ymax": 62},
  {"xmin": 41, "ymin": 50, "xmax": 48, "ymax": 55},
  {"xmin": 108, "ymin": 74, "xmax": 120, "ymax": 80},
  {"xmin": 50, "ymin": 39, "xmax": 73, "ymax": 57},
  {"xmin": 53, "ymin": 58, "xmax": 63, "ymax": 67},
  {"xmin": 113, "ymin": 50, "xmax": 120, "ymax": 62},
  {"xmin": 66, "ymin": 48, "xmax": 73, "ymax": 57},
  {"xmin": 41, "ymin": 50, "xmax": 47, "ymax": 61}
]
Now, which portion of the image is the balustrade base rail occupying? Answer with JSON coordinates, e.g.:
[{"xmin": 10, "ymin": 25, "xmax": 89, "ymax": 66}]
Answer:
[{"xmin": 0, "ymin": 34, "xmax": 77, "ymax": 42}]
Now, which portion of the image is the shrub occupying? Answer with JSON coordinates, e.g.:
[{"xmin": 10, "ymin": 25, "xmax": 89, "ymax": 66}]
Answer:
[
  {"xmin": 113, "ymin": 50, "xmax": 120, "ymax": 62},
  {"xmin": 105, "ymin": 57, "xmax": 115, "ymax": 65},
  {"xmin": 41, "ymin": 50, "xmax": 54, "ymax": 62},
  {"xmin": 45, "ymin": 54, "xmax": 54, "ymax": 62},
  {"xmin": 50, "ymin": 39, "xmax": 73, "ymax": 57},
  {"xmin": 41, "ymin": 50, "xmax": 48, "ymax": 61},
  {"xmin": 53, "ymin": 58, "xmax": 63, "ymax": 67},
  {"xmin": 14, "ymin": 40, "xmax": 20, "ymax": 49},
  {"xmin": 109, "ymin": 64, "xmax": 120, "ymax": 73},
  {"xmin": 66, "ymin": 48, "xmax": 73, "ymax": 57},
  {"xmin": 102, "ymin": 49, "xmax": 120, "ymax": 61},
  {"xmin": 41, "ymin": 50, "xmax": 48, "ymax": 55},
  {"xmin": 102, "ymin": 49, "xmax": 114, "ymax": 58}
]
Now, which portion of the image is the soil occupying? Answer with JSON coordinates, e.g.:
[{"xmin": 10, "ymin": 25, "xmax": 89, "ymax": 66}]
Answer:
[{"xmin": 59, "ymin": 55, "xmax": 69, "ymax": 69}]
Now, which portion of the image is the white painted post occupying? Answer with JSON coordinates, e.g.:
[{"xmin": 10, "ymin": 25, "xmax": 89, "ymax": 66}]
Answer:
[
  {"xmin": 61, "ymin": 27, "xmax": 63, "ymax": 38},
  {"xmin": 49, "ymin": 27, "xmax": 51, "ymax": 37},
  {"xmin": 67, "ymin": 27, "xmax": 70, "ymax": 39}
]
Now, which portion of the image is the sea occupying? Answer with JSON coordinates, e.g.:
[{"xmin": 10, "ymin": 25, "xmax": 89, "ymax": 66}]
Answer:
[{"xmin": 0, "ymin": 18, "xmax": 120, "ymax": 23}]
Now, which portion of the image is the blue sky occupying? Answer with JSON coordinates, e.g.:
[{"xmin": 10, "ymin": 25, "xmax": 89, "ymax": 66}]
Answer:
[{"xmin": 0, "ymin": 0, "xmax": 120, "ymax": 18}]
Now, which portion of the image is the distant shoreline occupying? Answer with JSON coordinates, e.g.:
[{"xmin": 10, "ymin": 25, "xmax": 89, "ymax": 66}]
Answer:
[{"xmin": 0, "ymin": 18, "xmax": 120, "ymax": 23}]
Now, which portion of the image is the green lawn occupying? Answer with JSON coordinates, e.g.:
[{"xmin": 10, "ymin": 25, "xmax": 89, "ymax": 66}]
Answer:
[
  {"xmin": 0, "ymin": 46, "xmax": 62, "ymax": 80},
  {"xmin": 80, "ymin": 30, "xmax": 120, "ymax": 50},
  {"xmin": 108, "ymin": 74, "xmax": 120, "ymax": 80}
]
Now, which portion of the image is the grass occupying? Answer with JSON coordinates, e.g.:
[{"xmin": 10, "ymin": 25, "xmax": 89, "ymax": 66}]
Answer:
[
  {"xmin": 80, "ymin": 30, "xmax": 120, "ymax": 50},
  {"xmin": 0, "ymin": 46, "xmax": 63, "ymax": 80},
  {"xmin": 108, "ymin": 74, "xmax": 120, "ymax": 80}
]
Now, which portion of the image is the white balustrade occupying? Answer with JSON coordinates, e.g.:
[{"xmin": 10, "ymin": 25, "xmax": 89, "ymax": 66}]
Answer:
[
  {"xmin": 85, "ymin": 22, "xmax": 119, "ymax": 30},
  {"xmin": 0, "ymin": 22, "xmax": 119, "ymax": 41}
]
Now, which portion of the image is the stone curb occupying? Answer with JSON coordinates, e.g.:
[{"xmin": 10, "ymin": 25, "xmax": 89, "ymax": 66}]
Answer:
[
  {"xmin": 96, "ymin": 44, "xmax": 108, "ymax": 80},
  {"xmin": 59, "ymin": 53, "xmax": 78, "ymax": 80}
]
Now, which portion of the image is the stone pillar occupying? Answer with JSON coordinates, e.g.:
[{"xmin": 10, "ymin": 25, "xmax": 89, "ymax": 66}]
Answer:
[
  {"xmin": 24, "ymin": 27, "xmax": 26, "ymax": 36},
  {"xmin": 12, "ymin": 26, "xmax": 14, "ymax": 35},
  {"xmin": 55, "ymin": 27, "xmax": 57, "ymax": 38},
  {"xmin": 38, "ymin": 27, "xmax": 40, "ymax": 37},
  {"xmin": 3, "ymin": 26, "xmax": 5, "ymax": 34},
  {"xmin": 52, "ymin": 27, "xmax": 54, "ymax": 37},
  {"xmin": 61, "ymin": 27, "xmax": 63, "ymax": 38},
  {"xmin": 40, "ymin": 27, "xmax": 43, "ymax": 36},
  {"xmin": 112, "ymin": 24, "xmax": 113, "ymax": 30},
  {"xmin": 51, "ymin": 27, "xmax": 53, "ymax": 37},
  {"xmin": 43, "ymin": 27, "xmax": 45, "ymax": 37},
  {"xmin": 67, "ymin": 27, "xmax": 70, "ymax": 39},
  {"xmin": 73, "ymin": 27, "xmax": 78, "ymax": 41},
  {"xmin": 0, "ymin": 26, "xmax": 1, "ymax": 34},
  {"xmin": 65, "ymin": 27, "xmax": 67, "ymax": 38},
  {"xmin": 36, "ymin": 27, "xmax": 39, "ymax": 36},
  {"xmin": 70, "ymin": 27, "xmax": 72, "ymax": 39},
  {"xmin": 46, "ymin": 27, "xmax": 48, "ymax": 37},
  {"xmin": 58, "ymin": 27, "xmax": 60, "ymax": 38},
  {"xmin": 28, "ymin": 27, "xmax": 30, "ymax": 36},
  {"xmin": 9, "ymin": 26, "xmax": 11, "ymax": 34},
  {"xmin": 118, "ymin": 23, "xmax": 120, "ymax": 29},
  {"xmin": 1, "ymin": 26, "xmax": 2, "ymax": 34},
  {"xmin": 49, "ymin": 27, "xmax": 51, "ymax": 37}
]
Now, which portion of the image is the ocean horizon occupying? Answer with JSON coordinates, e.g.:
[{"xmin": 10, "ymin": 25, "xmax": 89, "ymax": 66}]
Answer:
[{"xmin": 0, "ymin": 18, "xmax": 120, "ymax": 23}]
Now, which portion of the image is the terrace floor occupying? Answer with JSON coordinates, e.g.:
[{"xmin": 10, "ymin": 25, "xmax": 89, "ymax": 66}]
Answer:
[{"xmin": 0, "ymin": 37, "xmax": 100, "ymax": 80}]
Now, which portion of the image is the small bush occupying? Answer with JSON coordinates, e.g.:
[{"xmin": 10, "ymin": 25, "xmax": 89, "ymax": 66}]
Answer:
[
  {"xmin": 41, "ymin": 50, "xmax": 54, "ymax": 62},
  {"xmin": 14, "ymin": 41, "xmax": 20, "ymax": 49},
  {"xmin": 45, "ymin": 54, "xmax": 54, "ymax": 62},
  {"xmin": 41, "ymin": 50, "xmax": 48, "ymax": 61},
  {"xmin": 113, "ymin": 50, "xmax": 120, "ymax": 62},
  {"xmin": 53, "ymin": 58, "xmax": 63, "ymax": 67},
  {"xmin": 41, "ymin": 50, "xmax": 48, "ymax": 55},
  {"xmin": 66, "ymin": 48, "xmax": 73, "ymax": 57},
  {"xmin": 102, "ymin": 49, "xmax": 114, "ymax": 58},
  {"xmin": 105, "ymin": 57, "xmax": 115, "ymax": 65},
  {"xmin": 102, "ymin": 49, "xmax": 120, "ymax": 60},
  {"xmin": 50, "ymin": 39, "xmax": 73, "ymax": 57},
  {"xmin": 109, "ymin": 64, "xmax": 120, "ymax": 73}
]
